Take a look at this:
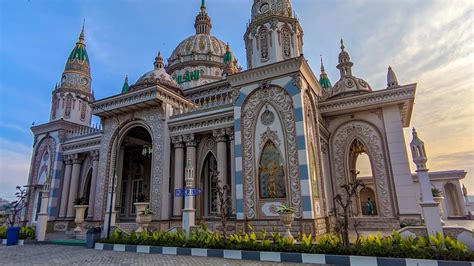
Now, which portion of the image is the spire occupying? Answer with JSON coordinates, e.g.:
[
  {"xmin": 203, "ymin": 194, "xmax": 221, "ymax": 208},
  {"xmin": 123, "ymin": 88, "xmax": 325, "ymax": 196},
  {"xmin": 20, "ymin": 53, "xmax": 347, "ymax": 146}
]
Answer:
[
  {"xmin": 319, "ymin": 55, "xmax": 332, "ymax": 90},
  {"xmin": 223, "ymin": 43, "xmax": 238, "ymax": 76},
  {"xmin": 154, "ymin": 52, "xmax": 164, "ymax": 69},
  {"xmin": 79, "ymin": 19, "xmax": 85, "ymax": 44},
  {"xmin": 67, "ymin": 23, "xmax": 89, "ymax": 65},
  {"xmin": 194, "ymin": 0, "xmax": 212, "ymax": 35},
  {"xmin": 387, "ymin": 66, "xmax": 399, "ymax": 88},
  {"xmin": 337, "ymin": 38, "xmax": 353, "ymax": 77},
  {"xmin": 121, "ymin": 75, "xmax": 129, "ymax": 93},
  {"xmin": 410, "ymin": 127, "xmax": 428, "ymax": 171}
]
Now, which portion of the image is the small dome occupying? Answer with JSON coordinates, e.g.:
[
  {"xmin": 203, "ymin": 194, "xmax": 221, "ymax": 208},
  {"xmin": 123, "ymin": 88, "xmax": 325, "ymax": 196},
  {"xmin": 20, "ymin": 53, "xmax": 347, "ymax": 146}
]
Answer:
[
  {"xmin": 167, "ymin": 34, "xmax": 228, "ymax": 71},
  {"xmin": 134, "ymin": 52, "xmax": 179, "ymax": 91}
]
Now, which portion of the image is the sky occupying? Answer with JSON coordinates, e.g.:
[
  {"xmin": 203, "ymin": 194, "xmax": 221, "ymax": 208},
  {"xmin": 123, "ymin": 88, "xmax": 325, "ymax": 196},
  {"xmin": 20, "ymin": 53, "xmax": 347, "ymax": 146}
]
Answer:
[{"xmin": 0, "ymin": 0, "xmax": 473, "ymax": 200}]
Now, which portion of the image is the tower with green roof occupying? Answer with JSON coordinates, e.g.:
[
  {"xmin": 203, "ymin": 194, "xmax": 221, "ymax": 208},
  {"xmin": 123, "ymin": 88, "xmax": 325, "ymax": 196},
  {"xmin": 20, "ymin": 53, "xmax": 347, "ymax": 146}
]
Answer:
[
  {"xmin": 49, "ymin": 23, "xmax": 94, "ymax": 126},
  {"xmin": 319, "ymin": 57, "xmax": 332, "ymax": 90}
]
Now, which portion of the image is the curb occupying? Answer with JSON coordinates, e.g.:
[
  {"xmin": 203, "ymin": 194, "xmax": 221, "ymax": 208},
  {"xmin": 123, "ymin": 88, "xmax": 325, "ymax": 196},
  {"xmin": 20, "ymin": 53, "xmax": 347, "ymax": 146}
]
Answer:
[
  {"xmin": 94, "ymin": 243, "xmax": 474, "ymax": 265},
  {"xmin": 0, "ymin": 239, "xmax": 36, "ymax": 246}
]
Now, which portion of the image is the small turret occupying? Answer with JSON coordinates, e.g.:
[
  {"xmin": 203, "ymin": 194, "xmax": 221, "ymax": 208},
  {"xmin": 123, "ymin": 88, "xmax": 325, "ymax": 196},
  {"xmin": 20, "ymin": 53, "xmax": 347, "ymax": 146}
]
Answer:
[
  {"xmin": 410, "ymin": 127, "xmax": 428, "ymax": 171},
  {"xmin": 223, "ymin": 44, "xmax": 239, "ymax": 76},
  {"xmin": 194, "ymin": 0, "xmax": 212, "ymax": 35},
  {"xmin": 387, "ymin": 66, "xmax": 399, "ymax": 88}
]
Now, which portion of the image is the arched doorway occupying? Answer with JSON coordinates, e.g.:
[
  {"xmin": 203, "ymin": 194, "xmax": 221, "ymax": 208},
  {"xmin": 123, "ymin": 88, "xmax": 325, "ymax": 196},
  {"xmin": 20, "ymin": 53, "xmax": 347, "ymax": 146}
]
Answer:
[
  {"xmin": 199, "ymin": 152, "xmax": 217, "ymax": 218},
  {"xmin": 445, "ymin": 183, "xmax": 462, "ymax": 217},
  {"xmin": 349, "ymin": 139, "xmax": 378, "ymax": 217},
  {"xmin": 116, "ymin": 126, "xmax": 153, "ymax": 221}
]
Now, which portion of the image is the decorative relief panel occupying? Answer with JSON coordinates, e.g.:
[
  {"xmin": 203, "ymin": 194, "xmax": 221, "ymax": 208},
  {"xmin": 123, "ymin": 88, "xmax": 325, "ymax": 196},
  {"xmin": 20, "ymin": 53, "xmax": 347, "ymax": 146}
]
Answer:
[
  {"xmin": 241, "ymin": 86, "xmax": 301, "ymax": 219},
  {"xmin": 330, "ymin": 121, "xmax": 393, "ymax": 217}
]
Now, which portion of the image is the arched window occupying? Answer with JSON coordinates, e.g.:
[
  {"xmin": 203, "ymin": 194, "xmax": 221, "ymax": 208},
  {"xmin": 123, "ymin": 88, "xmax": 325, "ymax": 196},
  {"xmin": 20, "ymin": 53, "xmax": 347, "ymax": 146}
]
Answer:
[
  {"xmin": 281, "ymin": 26, "xmax": 291, "ymax": 58},
  {"xmin": 65, "ymin": 94, "xmax": 73, "ymax": 118},
  {"xmin": 258, "ymin": 141, "xmax": 286, "ymax": 199},
  {"xmin": 259, "ymin": 27, "xmax": 269, "ymax": 61},
  {"xmin": 80, "ymin": 101, "xmax": 87, "ymax": 120}
]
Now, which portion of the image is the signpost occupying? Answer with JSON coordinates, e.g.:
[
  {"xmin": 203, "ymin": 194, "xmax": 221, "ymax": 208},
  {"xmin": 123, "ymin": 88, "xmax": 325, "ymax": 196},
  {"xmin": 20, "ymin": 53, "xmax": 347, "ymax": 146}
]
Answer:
[{"xmin": 175, "ymin": 188, "xmax": 201, "ymax": 198}]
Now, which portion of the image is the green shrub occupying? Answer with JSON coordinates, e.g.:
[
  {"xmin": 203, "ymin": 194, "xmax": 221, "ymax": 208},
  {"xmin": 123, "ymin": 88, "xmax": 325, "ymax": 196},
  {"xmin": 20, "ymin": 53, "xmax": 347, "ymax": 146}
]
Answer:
[
  {"xmin": 100, "ymin": 228, "xmax": 474, "ymax": 262},
  {"xmin": 18, "ymin": 226, "xmax": 35, "ymax": 240},
  {"xmin": 0, "ymin": 225, "xmax": 6, "ymax": 239}
]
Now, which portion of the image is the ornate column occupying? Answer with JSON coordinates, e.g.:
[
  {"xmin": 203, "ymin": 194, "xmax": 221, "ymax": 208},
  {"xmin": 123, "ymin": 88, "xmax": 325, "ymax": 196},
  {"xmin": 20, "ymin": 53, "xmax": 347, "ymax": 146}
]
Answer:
[
  {"xmin": 36, "ymin": 177, "xmax": 51, "ymax": 242},
  {"xmin": 184, "ymin": 133, "xmax": 199, "ymax": 189},
  {"xmin": 172, "ymin": 136, "xmax": 185, "ymax": 217},
  {"xmin": 66, "ymin": 154, "xmax": 83, "ymax": 218},
  {"xmin": 59, "ymin": 156, "xmax": 72, "ymax": 218},
  {"xmin": 213, "ymin": 129, "xmax": 227, "ymax": 189},
  {"xmin": 226, "ymin": 127, "xmax": 236, "ymax": 214},
  {"xmin": 88, "ymin": 150, "xmax": 99, "ymax": 219}
]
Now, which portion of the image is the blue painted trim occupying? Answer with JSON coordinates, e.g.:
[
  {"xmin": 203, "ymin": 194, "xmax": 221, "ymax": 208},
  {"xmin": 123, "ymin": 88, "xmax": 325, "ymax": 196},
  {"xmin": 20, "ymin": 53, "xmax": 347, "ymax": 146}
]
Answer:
[
  {"xmin": 284, "ymin": 80, "xmax": 300, "ymax": 96},
  {"xmin": 235, "ymin": 171, "xmax": 242, "ymax": 185},
  {"xmin": 294, "ymin": 107, "xmax": 304, "ymax": 122},
  {"xmin": 296, "ymin": 135, "xmax": 306, "ymax": 150},
  {"xmin": 302, "ymin": 196, "xmax": 312, "ymax": 211},
  {"xmin": 299, "ymin": 165, "xmax": 309, "ymax": 180},
  {"xmin": 236, "ymin": 92, "xmax": 247, "ymax": 106},
  {"xmin": 236, "ymin": 199, "xmax": 244, "ymax": 212},
  {"xmin": 234, "ymin": 119, "xmax": 241, "ymax": 131},
  {"xmin": 234, "ymin": 144, "xmax": 242, "ymax": 158}
]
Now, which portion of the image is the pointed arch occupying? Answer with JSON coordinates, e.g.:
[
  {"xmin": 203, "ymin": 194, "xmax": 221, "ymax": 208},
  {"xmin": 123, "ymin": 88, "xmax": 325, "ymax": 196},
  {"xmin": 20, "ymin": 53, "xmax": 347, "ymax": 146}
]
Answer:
[
  {"xmin": 281, "ymin": 25, "xmax": 292, "ymax": 58},
  {"xmin": 199, "ymin": 151, "xmax": 218, "ymax": 216},
  {"xmin": 258, "ymin": 26, "xmax": 269, "ymax": 61},
  {"xmin": 258, "ymin": 140, "xmax": 286, "ymax": 199},
  {"xmin": 330, "ymin": 121, "xmax": 394, "ymax": 217}
]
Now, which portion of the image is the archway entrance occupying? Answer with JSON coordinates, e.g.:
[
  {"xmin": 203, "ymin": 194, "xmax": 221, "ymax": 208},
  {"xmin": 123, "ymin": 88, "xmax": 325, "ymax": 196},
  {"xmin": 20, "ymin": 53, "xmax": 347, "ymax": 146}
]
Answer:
[
  {"xmin": 198, "ymin": 153, "xmax": 217, "ymax": 218},
  {"xmin": 116, "ymin": 126, "xmax": 153, "ymax": 222},
  {"xmin": 349, "ymin": 139, "xmax": 378, "ymax": 217}
]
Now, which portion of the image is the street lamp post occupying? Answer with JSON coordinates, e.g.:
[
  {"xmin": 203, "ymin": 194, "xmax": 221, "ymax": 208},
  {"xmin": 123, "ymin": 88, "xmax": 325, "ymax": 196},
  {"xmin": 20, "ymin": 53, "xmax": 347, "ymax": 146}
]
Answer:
[{"xmin": 79, "ymin": 96, "xmax": 120, "ymax": 239}]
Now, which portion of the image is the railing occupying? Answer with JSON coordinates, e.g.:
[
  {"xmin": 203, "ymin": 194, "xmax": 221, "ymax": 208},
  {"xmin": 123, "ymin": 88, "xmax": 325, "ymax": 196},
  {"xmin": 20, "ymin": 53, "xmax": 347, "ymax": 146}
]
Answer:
[
  {"xmin": 172, "ymin": 89, "xmax": 234, "ymax": 116},
  {"xmin": 66, "ymin": 123, "xmax": 103, "ymax": 139}
]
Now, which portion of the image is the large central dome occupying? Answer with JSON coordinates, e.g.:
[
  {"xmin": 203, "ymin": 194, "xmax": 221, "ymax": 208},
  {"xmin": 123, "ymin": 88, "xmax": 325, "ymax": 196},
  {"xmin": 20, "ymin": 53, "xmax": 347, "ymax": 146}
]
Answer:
[{"xmin": 167, "ymin": 1, "xmax": 239, "ymax": 90}]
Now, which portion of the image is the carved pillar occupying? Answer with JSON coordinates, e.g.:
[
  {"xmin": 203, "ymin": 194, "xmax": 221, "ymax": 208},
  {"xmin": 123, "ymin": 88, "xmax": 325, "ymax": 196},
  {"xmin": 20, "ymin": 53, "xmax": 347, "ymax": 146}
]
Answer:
[
  {"xmin": 88, "ymin": 151, "xmax": 99, "ymax": 219},
  {"xmin": 66, "ymin": 155, "xmax": 83, "ymax": 218},
  {"xmin": 36, "ymin": 177, "xmax": 51, "ymax": 242},
  {"xmin": 172, "ymin": 136, "xmax": 185, "ymax": 217},
  {"xmin": 59, "ymin": 156, "xmax": 72, "ymax": 218},
  {"xmin": 213, "ymin": 129, "xmax": 227, "ymax": 187},
  {"xmin": 184, "ymin": 134, "xmax": 199, "ymax": 199},
  {"xmin": 226, "ymin": 127, "xmax": 236, "ymax": 214}
]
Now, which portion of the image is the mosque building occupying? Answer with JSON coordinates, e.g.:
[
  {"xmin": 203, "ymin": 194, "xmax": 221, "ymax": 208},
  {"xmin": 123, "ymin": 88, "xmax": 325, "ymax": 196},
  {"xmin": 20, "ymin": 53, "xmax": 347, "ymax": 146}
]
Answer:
[{"xmin": 24, "ymin": 0, "xmax": 469, "ymax": 237}]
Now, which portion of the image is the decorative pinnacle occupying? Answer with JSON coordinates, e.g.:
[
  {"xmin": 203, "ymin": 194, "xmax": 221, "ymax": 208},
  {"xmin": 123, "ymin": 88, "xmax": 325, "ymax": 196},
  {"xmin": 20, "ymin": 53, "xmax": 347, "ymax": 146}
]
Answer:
[
  {"xmin": 201, "ymin": 0, "xmax": 206, "ymax": 10},
  {"xmin": 78, "ymin": 19, "xmax": 85, "ymax": 44},
  {"xmin": 154, "ymin": 52, "xmax": 164, "ymax": 69},
  {"xmin": 340, "ymin": 38, "xmax": 345, "ymax": 51},
  {"xmin": 320, "ymin": 55, "xmax": 326, "ymax": 73},
  {"xmin": 124, "ymin": 75, "xmax": 128, "ymax": 84}
]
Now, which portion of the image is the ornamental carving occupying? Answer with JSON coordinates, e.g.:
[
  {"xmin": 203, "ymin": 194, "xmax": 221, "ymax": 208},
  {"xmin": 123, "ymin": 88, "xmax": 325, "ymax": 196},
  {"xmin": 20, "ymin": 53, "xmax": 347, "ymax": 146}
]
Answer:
[
  {"xmin": 241, "ymin": 86, "xmax": 301, "ymax": 219},
  {"xmin": 259, "ymin": 127, "xmax": 280, "ymax": 150},
  {"xmin": 260, "ymin": 109, "xmax": 275, "ymax": 126},
  {"xmin": 330, "ymin": 121, "xmax": 393, "ymax": 217}
]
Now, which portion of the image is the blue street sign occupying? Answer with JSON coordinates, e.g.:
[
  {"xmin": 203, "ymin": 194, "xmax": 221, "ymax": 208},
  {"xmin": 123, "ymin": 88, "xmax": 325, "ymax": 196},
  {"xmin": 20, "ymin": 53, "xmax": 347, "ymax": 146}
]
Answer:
[{"xmin": 175, "ymin": 188, "xmax": 202, "ymax": 197}]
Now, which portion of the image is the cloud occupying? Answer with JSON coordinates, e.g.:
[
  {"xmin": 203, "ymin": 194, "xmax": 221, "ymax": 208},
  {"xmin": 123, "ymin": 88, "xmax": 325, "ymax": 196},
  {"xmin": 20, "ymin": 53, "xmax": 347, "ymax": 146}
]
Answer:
[{"xmin": 0, "ymin": 138, "xmax": 32, "ymax": 199}]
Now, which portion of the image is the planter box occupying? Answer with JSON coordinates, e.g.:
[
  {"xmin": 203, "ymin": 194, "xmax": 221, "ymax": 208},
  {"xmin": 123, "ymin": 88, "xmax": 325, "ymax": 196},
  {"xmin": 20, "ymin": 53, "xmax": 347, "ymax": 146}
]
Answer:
[
  {"xmin": 0, "ymin": 238, "xmax": 35, "ymax": 246},
  {"xmin": 95, "ymin": 242, "xmax": 473, "ymax": 265}
]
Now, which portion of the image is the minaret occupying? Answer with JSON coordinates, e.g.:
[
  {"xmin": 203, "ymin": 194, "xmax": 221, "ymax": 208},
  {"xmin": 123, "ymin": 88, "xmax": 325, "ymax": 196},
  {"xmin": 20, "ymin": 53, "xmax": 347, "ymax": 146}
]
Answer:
[
  {"xmin": 387, "ymin": 66, "xmax": 399, "ymax": 88},
  {"xmin": 319, "ymin": 56, "xmax": 332, "ymax": 91},
  {"xmin": 410, "ymin": 128, "xmax": 444, "ymax": 236},
  {"xmin": 50, "ymin": 23, "xmax": 93, "ymax": 126},
  {"xmin": 194, "ymin": 0, "xmax": 211, "ymax": 35},
  {"xmin": 244, "ymin": 0, "xmax": 303, "ymax": 69}
]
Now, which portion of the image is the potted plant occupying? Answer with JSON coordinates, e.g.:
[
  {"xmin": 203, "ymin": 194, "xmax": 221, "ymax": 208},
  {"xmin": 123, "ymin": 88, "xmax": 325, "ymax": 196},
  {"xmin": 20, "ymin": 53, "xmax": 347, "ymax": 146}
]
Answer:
[
  {"xmin": 5, "ymin": 186, "xmax": 28, "ymax": 246},
  {"xmin": 73, "ymin": 197, "xmax": 88, "ymax": 233},
  {"xmin": 134, "ymin": 193, "xmax": 149, "ymax": 224},
  {"xmin": 136, "ymin": 208, "xmax": 153, "ymax": 233},
  {"xmin": 276, "ymin": 204, "xmax": 296, "ymax": 239},
  {"xmin": 432, "ymin": 188, "xmax": 445, "ymax": 224}
]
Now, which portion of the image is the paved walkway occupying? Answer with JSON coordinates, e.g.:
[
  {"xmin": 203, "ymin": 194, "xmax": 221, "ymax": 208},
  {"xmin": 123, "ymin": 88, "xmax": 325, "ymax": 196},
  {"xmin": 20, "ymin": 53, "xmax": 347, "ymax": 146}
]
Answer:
[{"xmin": 0, "ymin": 244, "xmax": 319, "ymax": 265}]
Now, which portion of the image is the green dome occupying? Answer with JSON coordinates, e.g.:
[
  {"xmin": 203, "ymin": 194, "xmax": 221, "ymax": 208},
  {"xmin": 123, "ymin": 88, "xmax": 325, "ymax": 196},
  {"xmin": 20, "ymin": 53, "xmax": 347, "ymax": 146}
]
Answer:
[
  {"xmin": 223, "ymin": 44, "xmax": 234, "ymax": 64},
  {"xmin": 319, "ymin": 75, "xmax": 332, "ymax": 90},
  {"xmin": 68, "ymin": 30, "xmax": 89, "ymax": 64}
]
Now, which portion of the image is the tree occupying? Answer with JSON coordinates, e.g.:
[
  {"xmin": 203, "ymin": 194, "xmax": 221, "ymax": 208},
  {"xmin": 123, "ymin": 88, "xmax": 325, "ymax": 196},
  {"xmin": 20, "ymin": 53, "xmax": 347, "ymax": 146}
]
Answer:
[
  {"xmin": 211, "ymin": 170, "xmax": 233, "ymax": 242},
  {"xmin": 334, "ymin": 177, "xmax": 365, "ymax": 247},
  {"xmin": 6, "ymin": 186, "xmax": 28, "ymax": 227}
]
